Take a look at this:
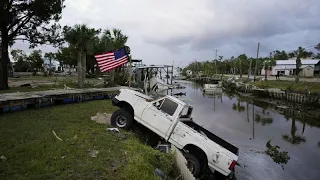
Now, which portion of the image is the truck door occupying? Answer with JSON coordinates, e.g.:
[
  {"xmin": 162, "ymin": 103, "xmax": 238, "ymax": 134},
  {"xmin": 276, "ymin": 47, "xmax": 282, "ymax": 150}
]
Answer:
[{"xmin": 141, "ymin": 98, "xmax": 178, "ymax": 138}]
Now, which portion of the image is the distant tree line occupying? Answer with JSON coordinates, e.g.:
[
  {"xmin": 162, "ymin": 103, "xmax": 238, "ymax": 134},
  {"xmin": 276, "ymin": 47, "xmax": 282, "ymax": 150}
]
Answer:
[{"xmin": 182, "ymin": 45, "xmax": 320, "ymax": 82}]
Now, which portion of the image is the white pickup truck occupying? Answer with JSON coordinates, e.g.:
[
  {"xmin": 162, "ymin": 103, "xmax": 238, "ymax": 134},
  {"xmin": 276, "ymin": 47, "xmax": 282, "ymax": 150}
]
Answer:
[{"xmin": 111, "ymin": 89, "xmax": 239, "ymax": 178}]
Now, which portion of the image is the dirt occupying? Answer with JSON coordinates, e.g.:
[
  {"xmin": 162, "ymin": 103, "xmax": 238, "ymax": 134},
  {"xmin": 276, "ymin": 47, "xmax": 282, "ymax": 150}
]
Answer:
[
  {"xmin": 91, "ymin": 113, "xmax": 112, "ymax": 125},
  {"xmin": 8, "ymin": 80, "xmax": 56, "ymax": 87}
]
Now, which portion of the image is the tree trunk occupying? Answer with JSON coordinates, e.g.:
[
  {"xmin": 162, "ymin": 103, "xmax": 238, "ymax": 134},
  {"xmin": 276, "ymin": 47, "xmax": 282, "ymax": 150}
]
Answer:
[
  {"xmin": 69, "ymin": 64, "xmax": 72, "ymax": 75},
  {"xmin": 111, "ymin": 69, "xmax": 115, "ymax": 84},
  {"xmin": 264, "ymin": 68, "xmax": 268, "ymax": 81},
  {"xmin": 81, "ymin": 52, "xmax": 86, "ymax": 87},
  {"xmin": 77, "ymin": 51, "xmax": 83, "ymax": 88},
  {"xmin": 248, "ymin": 59, "xmax": 252, "ymax": 79},
  {"xmin": 295, "ymin": 64, "xmax": 299, "ymax": 83},
  {"xmin": 239, "ymin": 61, "xmax": 242, "ymax": 78},
  {"xmin": 0, "ymin": 30, "xmax": 9, "ymax": 90},
  {"xmin": 49, "ymin": 59, "xmax": 52, "ymax": 75}
]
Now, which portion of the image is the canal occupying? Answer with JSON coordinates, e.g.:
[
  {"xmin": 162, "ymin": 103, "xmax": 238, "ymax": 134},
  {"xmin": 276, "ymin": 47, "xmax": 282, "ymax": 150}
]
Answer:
[{"xmin": 171, "ymin": 81, "xmax": 320, "ymax": 180}]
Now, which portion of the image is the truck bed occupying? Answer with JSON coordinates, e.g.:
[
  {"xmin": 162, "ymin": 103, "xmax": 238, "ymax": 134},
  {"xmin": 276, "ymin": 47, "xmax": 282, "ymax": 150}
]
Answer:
[{"xmin": 182, "ymin": 120, "xmax": 239, "ymax": 155}]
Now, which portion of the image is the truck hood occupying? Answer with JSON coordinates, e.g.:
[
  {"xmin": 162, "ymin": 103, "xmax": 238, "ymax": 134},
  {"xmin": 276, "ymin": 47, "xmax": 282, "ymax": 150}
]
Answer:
[{"xmin": 120, "ymin": 89, "xmax": 154, "ymax": 101}]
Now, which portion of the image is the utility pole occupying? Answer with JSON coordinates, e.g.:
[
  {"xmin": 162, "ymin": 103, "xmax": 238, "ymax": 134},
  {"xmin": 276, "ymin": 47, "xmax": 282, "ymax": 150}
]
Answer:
[
  {"xmin": 213, "ymin": 49, "xmax": 219, "ymax": 74},
  {"xmin": 248, "ymin": 54, "xmax": 253, "ymax": 78},
  {"xmin": 254, "ymin": 42, "xmax": 260, "ymax": 82}
]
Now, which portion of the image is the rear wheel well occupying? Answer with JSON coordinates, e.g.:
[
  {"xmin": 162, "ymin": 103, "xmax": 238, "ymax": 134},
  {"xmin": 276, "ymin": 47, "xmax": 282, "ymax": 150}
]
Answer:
[
  {"xmin": 117, "ymin": 101, "xmax": 134, "ymax": 116},
  {"xmin": 183, "ymin": 144, "xmax": 208, "ymax": 169}
]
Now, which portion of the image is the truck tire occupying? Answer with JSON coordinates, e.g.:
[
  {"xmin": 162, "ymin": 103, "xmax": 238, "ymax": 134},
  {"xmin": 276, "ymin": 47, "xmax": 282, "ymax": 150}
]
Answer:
[
  {"xmin": 111, "ymin": 109, "xmax": 134, "ymax": 130},
  {"xmin": 184, "ymin": 153, "xmax": 201, "ymax": 177}
]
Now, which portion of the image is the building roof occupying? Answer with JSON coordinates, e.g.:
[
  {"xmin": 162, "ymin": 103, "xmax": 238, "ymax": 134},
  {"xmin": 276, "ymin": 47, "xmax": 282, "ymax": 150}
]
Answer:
[{"xmin": 276, "ymin": 59, "xmax": 320, "ymax": 65}]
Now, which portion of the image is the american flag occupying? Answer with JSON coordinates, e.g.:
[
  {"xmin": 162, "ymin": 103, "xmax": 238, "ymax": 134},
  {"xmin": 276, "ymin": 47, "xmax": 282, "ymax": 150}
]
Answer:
[{"xmin": 94, "ymin": 47, "xmax": 128, "ymax": 72}]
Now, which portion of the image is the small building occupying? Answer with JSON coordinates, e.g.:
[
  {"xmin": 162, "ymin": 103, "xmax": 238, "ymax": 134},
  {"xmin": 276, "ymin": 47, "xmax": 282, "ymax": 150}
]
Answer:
[
  {"xmin": 261, "ymin": 59, "xmax": 320, "ymax": 77},
  {"xmin": 301, "ymin": 66, "xmax": 314, "ymax": 77}
]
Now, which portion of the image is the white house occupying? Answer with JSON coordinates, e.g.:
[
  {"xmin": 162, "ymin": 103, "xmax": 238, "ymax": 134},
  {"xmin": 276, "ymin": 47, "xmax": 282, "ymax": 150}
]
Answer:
[
  {"xmin": 43, "ymin": 59, "xmax": 77, "ymax": 73},
  {"xmin": 261, "ymin": 59, "xmax": 320, "ymax": 77}
]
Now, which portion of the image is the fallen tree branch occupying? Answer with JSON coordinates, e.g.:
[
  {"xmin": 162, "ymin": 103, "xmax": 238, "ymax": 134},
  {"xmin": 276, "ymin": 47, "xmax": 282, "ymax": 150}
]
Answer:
[{"xmin": 52, "ymin": 130, "xmax": 63, "ymax": 141}]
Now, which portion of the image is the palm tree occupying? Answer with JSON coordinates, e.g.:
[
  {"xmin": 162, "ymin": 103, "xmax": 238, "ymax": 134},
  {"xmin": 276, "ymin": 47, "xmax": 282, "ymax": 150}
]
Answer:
[
  {"xmin": 63, "ymin": 24, "xmax": 100, "ymax": 88},
  {"xmin": 263, "ymin": 53, "xmax": 276, "ymax": 81},
  {"xmin": 292, "ymin": 47, "xmax": 313, "ymax": 82},
  {"xmin": 282, "ymin": 116, "xmax": 306, "ymax": 145},
  {"xmin": 236, "ymin": 54, "xmax": 247, "ymax": 78},
  {"xmin": 101, "ymin": 29, "xmax": 128, "ymax": 84},
  {"xmin": 44, "ymin": 52, "xmax": 56, "ymax": 75}
]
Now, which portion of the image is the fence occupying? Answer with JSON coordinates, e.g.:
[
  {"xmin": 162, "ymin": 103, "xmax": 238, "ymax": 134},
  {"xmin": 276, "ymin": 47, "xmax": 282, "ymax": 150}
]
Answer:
[
  {"xmin": 232, "ymin": 82, "xmax": 320, "ymax": 105},
  {"xmin": 171, "ymin": 146, "xmax": 196, "ymax": 180}
]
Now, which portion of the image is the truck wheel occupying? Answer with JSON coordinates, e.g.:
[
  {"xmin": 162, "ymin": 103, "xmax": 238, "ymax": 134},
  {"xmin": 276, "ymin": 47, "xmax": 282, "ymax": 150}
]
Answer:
[
  {"xmin": 184, "ymin": 153, "xmax": 201, "ymax": 177},
  {"xmin": 111, "ymin": 109, "xmax": 134, "ymax": 130}
]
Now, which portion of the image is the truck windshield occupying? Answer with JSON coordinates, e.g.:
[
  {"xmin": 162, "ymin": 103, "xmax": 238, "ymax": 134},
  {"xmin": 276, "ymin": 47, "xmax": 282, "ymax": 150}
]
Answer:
[
  {"xmin": 159, "ymin": 98, "xmax": 178, "ymax": 116},
  {"xmin": 179, "ymin": 106, "xmax": 192, "ymax": 118},
  {"xmin": 153, "ymin": 98, "xmax": 178, "ymax": 116}
]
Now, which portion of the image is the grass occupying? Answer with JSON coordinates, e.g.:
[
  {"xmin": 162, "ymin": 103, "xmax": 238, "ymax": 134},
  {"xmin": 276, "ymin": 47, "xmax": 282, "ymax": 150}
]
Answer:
[
  {"xmin": 252, "ymin": 80, "xmax": 320, "ymax": 94},
  {"xmin": 0, "ymin": 100, "xmax": 176, "ymax": 180}
]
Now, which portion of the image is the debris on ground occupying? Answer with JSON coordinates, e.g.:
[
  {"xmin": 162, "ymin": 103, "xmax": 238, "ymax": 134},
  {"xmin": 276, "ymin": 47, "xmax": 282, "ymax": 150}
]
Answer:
[
  {"xmin": 63, "ymin": 84, "xmax": 73, "ymax": 89},
  {"xmin": 173, "ymin": 92, "xmax": 186, "ymax": 96},
  {"xmin": 61, "ymin": 155, "xmax": 66, "ymax": 159},
  {"xmin": 20, "ymin": 83, "xmax": 32, "ymax": 87},
  {"xmin": 155, "ymin": 144, "xmax": 171, "ymax": 153},
  {"xmin": 91, "ymin": 113, "xmax": 111, "ymax": 125},
  {"xmin": 265, "ymin": 139, "xmax": 290, "ymax": 169},
  {"xmin": 88, "ymin": 150, "xmax": 99, "ymax": 158},
  {"xmin": 1, "ymin": 155, "xmax": 7, "ymax": 161},
  {"xmin": 154, "ymin": 168, "xmax": 168, "ymax": 180},
  {"xmin": 107, "ymin": 128, "xmax": 120, "ymax": 133},
  {"xmin": 52, "ymin": 130, "xmax": 63, "ymax": 141}
]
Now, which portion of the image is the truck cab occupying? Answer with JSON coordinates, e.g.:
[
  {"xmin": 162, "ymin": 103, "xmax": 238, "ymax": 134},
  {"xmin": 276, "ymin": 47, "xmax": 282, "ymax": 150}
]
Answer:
[{"xmin": 111, "ymin": 89, "xmax": 239, "ymax": 178}]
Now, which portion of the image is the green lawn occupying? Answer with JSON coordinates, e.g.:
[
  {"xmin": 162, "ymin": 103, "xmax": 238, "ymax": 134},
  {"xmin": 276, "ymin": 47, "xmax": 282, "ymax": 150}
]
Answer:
[
  {"xmin": 0, "ymin": 100, "xmax": 176, "ymax": 180},
  {"xmin": 253, "ymin": 80, "xmax": 320, "ymax": 94}
]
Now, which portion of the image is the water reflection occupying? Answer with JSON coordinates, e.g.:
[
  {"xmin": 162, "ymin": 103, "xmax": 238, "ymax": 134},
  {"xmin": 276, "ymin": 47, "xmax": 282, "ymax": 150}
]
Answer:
[
  {"xmin": 252, "ymin": 103, "xmax": 255, "ymax": 139},
  {"xmin": 223, "ymin": 90, "xmax": 236, "ymax": 100},
  {"xmin": 282, "ymin": 116, "xmax": 307, "ymax": 145},
  {"xmin": 172, "ymin": 81, "xmax": 320, "ymax": 180},
  {"xmin": 202, "ymin": 92, "xmax": 223, "ymax": 112},
  {"xmin": 232, "ymin": 99, "xmax": 245, "ymax": 112},
  {"xmin": 255, "ymin": 114, "xmax": 273, "ymax": 126}
]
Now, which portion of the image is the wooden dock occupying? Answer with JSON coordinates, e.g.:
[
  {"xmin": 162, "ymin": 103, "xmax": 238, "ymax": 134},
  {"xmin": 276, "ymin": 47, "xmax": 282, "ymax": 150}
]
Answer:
[{"xmin": 0, "ymin": 86, "xmax": 136, "ymax": 113}]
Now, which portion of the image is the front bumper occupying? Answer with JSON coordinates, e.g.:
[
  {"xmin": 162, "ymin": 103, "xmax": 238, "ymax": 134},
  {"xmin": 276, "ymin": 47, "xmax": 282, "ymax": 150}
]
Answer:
[{"xmin": 111, "ymin": 97, "xmax": 119, "ymax": 106}]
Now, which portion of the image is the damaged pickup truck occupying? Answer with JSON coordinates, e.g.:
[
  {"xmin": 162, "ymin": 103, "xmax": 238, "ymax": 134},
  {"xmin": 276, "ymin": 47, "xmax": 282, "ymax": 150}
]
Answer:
[{"xmin": 111, "ymin": 89, "xmax": 239, "ymax": 178}]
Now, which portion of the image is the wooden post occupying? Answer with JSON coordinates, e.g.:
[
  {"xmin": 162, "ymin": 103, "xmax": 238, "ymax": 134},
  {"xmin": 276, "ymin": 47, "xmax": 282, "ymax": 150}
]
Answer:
[
  {"xmin": 166, "ymin": 66, "xmax": 169, "ymax": 84},
  {"xmin": 77, "ymin": 51, "xmax": 83, "ymax": 88},
  {"xmin": 128, "ymin": 55, "xmax": 132, "ymax": 89},
  {"xmin": 254, "ymin": 42, "xmax": 260, "ymax": 82},
  {"xmin": 171, "ymin": 65, "xmax": 173, "ymax": 85}
]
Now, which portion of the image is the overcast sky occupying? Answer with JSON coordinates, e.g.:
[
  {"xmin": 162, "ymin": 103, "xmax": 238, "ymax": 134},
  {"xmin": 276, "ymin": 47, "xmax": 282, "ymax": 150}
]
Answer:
[{"xmin": 12, "ymin": 0, "xmax": 320, "ymax": 67}]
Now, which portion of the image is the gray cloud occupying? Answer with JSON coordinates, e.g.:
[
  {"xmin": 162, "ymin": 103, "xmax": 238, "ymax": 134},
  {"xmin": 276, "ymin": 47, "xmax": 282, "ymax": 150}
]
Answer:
[{"xmin": 11, "ymin": 0, "xmax": 320, "ymax": 66}]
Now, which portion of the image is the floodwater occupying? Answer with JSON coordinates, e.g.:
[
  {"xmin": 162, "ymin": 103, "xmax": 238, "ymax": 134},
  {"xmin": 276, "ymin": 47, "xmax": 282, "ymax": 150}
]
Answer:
[{"xmin": 170, "ymin": 81, "xmax": 320, "ymax": 180}]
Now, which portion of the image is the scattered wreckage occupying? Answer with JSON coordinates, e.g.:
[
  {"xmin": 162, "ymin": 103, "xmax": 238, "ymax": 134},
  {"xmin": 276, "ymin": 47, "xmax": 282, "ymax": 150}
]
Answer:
[{"xmin": 110, "ymin": 89, "xmax": 239, "ymax": 178}]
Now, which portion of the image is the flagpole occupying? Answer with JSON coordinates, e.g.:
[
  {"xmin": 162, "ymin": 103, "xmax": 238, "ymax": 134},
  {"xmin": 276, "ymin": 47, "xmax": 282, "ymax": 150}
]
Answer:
[{"xmin": 128, "ymin": 55, "xmax": 132, "ymax": 89}]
